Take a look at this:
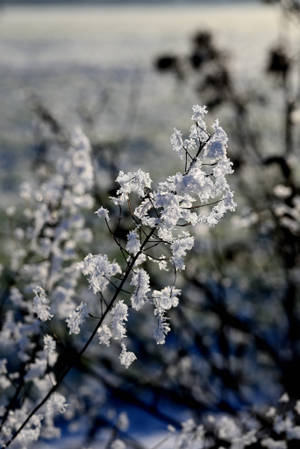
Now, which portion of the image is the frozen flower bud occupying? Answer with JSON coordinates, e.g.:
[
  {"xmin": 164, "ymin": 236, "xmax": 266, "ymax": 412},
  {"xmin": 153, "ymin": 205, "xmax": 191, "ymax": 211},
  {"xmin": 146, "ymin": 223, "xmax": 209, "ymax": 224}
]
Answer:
[
  {"xmin": 43, "ymin": 335, "xmax": 57, "ymax": 366},
  {"xmin": 33, "ymin": 287, "xmax": 53, "ymax": 322},
  {"xmin": 152, "ymin": 286, "xmax": 180, "ymax": 310},
  {"xmin": 82, "ymin": 253, "xmax": 122, "ymax": 294},
  {"xmin": 119, "ymin": 343, "xmax": 136, "ymax": 369},
  {"xmin": 191, "ymin": 104, "xmax": 208, "ymax": 125},
  {"xmin": 95, "ymin": 207, "xmax": 110, "ymax": 221},
  {"xmin": 47, "ymin": 393, "xmax": 68, "ymax": 415},
  {"xmin": 130, "ymin": 269, "xmax": 150, "ymax": 310},
  {"xmin": 171, "ymin": 234, "xmax": 194, "ymax": 271},
  {"xmin": 110, "ymin": 300, "xmax": 128, "ymax": 340},
  {"xmin": 154, "ymin": 308, "xmax": 170, "ymax": 345},
  {"xmin": 66, "ymin": 302, "xmax": 88, "ymax": 335},
  {"xmin": 97, "ymin": 324, "xmax": 112, "ymax": 346},
  {"xmin": 113, "ymin": 169, "xmax": 152, "ymax": 204},
  {"xmin": 170, "ymin": 128, "xmax": 184, "ymax": 159},
  {"xmin": 126, "ymin": 230, "xmax": 140, "ymax": 255}
]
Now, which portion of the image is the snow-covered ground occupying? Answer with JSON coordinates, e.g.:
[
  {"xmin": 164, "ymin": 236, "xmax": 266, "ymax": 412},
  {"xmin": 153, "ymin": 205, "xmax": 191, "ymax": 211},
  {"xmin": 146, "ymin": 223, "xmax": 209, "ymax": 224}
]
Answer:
[{"xmin": 0, "ymin": 2, "xmax": 298, "ymax": 199}]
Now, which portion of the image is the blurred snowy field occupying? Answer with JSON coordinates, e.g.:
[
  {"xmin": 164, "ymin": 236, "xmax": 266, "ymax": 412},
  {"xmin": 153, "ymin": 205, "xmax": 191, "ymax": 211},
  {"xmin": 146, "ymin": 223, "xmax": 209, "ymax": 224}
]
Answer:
[{"xmin": 0, "ymin": 3, "xmax": 298, "ymax": 200}]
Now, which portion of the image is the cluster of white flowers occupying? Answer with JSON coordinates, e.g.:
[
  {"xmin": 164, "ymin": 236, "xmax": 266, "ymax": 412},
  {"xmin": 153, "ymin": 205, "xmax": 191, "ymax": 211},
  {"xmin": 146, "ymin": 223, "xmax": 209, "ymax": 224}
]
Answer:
[
  {"xmin": 81, "ymin": 253, "xmax": 122, "ymax": 295},
  {"xmin": 0, "ymin": 128, "xmax": 95, "ymax": 448},
  {"xmin": 82, "ymin": 105, "xmax": 236, "ymax": 367},
  {"xmin": 164, "ymin": 394, "xmax": 300, "ymax": 449},
  {"xmin": 130, "ymin": 269, "xmax": 150, "ymax": 310},
  {"xmin": 32, "ymin": 287, "xmax": 53, "ymax": 322},
  {"xmin": 66, "ymin": 302, "xmax": 89, "ymax": 335}
]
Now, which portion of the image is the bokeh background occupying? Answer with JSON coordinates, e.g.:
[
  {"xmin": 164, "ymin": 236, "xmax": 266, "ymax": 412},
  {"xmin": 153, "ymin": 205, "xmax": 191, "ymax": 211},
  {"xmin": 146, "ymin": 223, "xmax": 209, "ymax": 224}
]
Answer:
[{"xmin": 1, "ymin": 0, "xmax": 298, "ymax": 200}]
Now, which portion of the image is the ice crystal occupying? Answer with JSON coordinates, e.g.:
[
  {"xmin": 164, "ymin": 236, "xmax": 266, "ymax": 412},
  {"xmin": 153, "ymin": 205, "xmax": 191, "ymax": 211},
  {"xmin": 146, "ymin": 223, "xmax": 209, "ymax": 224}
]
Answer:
[
  {"xmin": 66, "ymin": 302, "xmax": 89, "ymax": 335},
  {"xmin": 33, "ymin": 287, "xmax": 53, "ymax": 322}
]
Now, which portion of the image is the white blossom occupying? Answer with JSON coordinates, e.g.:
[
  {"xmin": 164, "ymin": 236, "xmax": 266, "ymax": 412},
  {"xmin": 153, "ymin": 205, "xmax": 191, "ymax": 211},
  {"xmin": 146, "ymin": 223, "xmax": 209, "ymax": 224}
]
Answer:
[
  {"xmin": 152, "ymin": 286, "xmax": 180, "ymax": 310},
  {"xmin": 82, "ymin": 253, "xmax": 121, "ymax": 294},
  {"xmin": 130, "ymin": 269, "xmax": 150, "ymax": 310},
  {"xmin": 170, "ymin": 128, "xmax": 185, "ymax": 159},
  {"xmin": 33, "ymin": 287, "xmax": 53, "ymax": 322},
  {"xmin": 171, "ymin": 234, "xmax": 194, "ymax": 271},
  {"xmin": 154, "ymin": 308, "xmax": 170, "ymax": 345},
  {"xmin": 95, "ymin": 206, "xmax": 110, "ymax": 221},
  {"xmin": 191, "ymin": 104, "xmax": 208, "ymax": 124},
  {"xmin": 110, "ymin": 300, "xmax": 128, "ymax": 340},
  {"xmin": 126, "ymin": 230, "xmax": 140, "ymax": 255},
  {"xmin": 113, "ymin": 169, "xmax": 152, "ymax": 204},
  {"xmin": 43, "ymin": 335, "xmax": 57, "ymax": 367},
  {"xmin": 97, "ymin": 324, "xmax": 112, "ymax": 346},
  {"xmin": 47, "ymin": 393, "xmax": 68, "ymax": 415},
  {"xmin": 119, "ymin": 343, "xmax": 136, "ymax": 369},
  {"xmin": 66, "ymin": 302, "xmax": 88, "ymax": 335}
]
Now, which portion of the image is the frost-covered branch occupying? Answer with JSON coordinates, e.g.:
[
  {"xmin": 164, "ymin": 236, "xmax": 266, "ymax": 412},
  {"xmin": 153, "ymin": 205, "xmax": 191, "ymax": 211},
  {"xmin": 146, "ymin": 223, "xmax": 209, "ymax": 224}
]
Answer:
[{"xmin": 0, "ymin": 105, "xmax": 235, "ymax": 448}]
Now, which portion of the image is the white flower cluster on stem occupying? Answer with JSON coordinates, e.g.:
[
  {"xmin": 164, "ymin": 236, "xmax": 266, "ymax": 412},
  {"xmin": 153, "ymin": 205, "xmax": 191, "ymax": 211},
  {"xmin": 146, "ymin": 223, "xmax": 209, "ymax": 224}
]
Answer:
[
  {"xmin": 84, "ymin": 104, "xmax": 236, "ymax": 367},
  {"xmin": 0, "ymin": 128, "xmax": 95, "ymax": 448},
  {"xmin": 0, "ymin": 105, "xmax": 236, "ymax": 449}
]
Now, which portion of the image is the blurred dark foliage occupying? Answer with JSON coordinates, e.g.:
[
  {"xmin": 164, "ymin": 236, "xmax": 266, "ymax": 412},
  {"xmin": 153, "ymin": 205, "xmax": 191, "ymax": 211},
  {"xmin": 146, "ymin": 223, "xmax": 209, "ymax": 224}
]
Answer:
[
  {"xmin": 267, "ymin": 46, "xmax": 291, "ymax": 80},
  {"xmin": 262, "ymin": 0, "xmax": 300, "ymax": 10}
]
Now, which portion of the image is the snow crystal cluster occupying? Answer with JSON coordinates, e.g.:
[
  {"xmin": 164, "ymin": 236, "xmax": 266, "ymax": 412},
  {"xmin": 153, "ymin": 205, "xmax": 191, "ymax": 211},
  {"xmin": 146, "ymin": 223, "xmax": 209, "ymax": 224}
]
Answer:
[
  {"xmin": 81, "ymin": 105, "xmax": 236, "ymax": 367},
  {"xmin": 0, "ymin": 129, "xmax": 94, "ymax": 448},
  {"xmin": 165, "ymin": 395, "xmax": 300, "ymax": 449}
]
